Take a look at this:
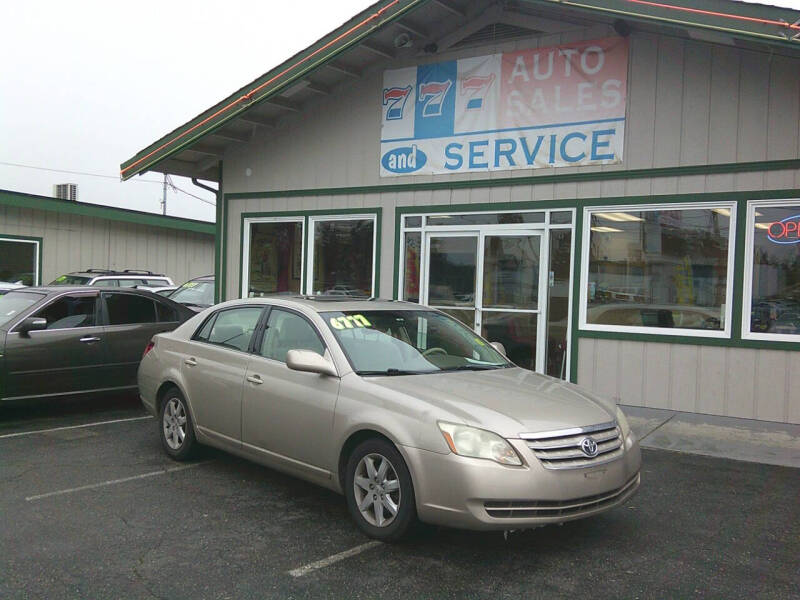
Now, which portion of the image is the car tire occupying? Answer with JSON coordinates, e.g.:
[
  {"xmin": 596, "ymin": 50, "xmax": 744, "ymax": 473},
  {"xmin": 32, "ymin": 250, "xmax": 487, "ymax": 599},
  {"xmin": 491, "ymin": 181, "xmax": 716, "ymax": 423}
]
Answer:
[
  {"xmin": 159, "ymin": 388, "xmax": 196, "ymax": 461},
  {"xmin": 345, "ymin": 438, "xmax": 417, "ymax": 542}
]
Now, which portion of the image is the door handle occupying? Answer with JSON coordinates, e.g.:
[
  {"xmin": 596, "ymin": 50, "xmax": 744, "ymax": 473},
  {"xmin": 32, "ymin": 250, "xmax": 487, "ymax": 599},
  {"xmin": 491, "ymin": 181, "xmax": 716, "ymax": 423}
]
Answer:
[
  {"xmin": 79, "ymin": 336, "xmax": 101, "ymax": 344},
  {"xmin": 246, "ymin": 374, "xmax": 263, "ymax": 385},
  {"xmin": 184, "ymin": 357, "xmax": 198, "ymax": 367}
]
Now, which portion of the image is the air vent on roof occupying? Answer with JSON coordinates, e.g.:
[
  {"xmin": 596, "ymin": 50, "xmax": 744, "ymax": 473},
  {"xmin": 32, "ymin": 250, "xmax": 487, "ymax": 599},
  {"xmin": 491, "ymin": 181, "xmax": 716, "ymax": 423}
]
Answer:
[{"xmin": 451, "ymin": 23, "xmax": 540, "ymax": 49}]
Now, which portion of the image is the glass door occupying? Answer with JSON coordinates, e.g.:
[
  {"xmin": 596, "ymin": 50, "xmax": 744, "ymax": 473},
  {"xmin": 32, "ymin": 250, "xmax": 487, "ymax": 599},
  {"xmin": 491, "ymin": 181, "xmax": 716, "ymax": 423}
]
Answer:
[
  {"xmin": 479, "ymin": 232, "xmax": 544, "ymax": 372},
  {"xmin": 424, "ymin": 230, "xmax": 547, "ymax": 373},
  {"xmin": 423, "ymin": 233, "xmax": 478, "ymax": 328}
]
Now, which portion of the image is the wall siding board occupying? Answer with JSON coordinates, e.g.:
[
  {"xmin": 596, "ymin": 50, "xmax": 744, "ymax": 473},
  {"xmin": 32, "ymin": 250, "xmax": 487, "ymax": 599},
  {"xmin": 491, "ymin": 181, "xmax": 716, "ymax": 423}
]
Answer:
[
  {"xmin": 737, "ymin": 52, "xmax": 769, "ymax": 163},
  {"xmin": 753, "ymin": 350, "xmax": 787, "ymax": 422}
]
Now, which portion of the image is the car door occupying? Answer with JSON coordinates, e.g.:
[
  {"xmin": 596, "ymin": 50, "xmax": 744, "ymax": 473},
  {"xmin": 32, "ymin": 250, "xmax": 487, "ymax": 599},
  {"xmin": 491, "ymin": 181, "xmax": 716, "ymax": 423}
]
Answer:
[
  {"xmin": 3, "ymin": 291, "xmax": 109, "ymax": 399},
  {"xmin": 180, "ymin": 305, "xmax": 264, "ymax": 450},
  {"xmin": 100, "ymin": 291, "xmax": 174, "ymax": 388},
  {"xmin": 241, "ymin": 307, "xmax": 340, "ymax": 476}
]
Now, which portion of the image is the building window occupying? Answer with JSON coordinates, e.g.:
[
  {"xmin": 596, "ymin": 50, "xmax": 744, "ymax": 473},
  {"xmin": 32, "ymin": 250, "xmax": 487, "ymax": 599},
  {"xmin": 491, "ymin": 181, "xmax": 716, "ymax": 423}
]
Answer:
[
  {"xmin": 403, "ymin": 231, "xmax": 421, "ymax": 303},
  {"xmin": 744, "ymin": 200, "xmax": 800, "ymax": 341},
  {"xmin": 308, "ymin": 216, "xmax": 376, "ymax": 297},
  {"xmin": 0, "ymin": 237, "xmax": 40, "ymax": 286},
  {"xmin": 246, "ymin": 220, "xmax": 303, "ymax": 297},
  {"xmin": 581, "ymin": 204, "xmax": 735, "ymax": 336}
]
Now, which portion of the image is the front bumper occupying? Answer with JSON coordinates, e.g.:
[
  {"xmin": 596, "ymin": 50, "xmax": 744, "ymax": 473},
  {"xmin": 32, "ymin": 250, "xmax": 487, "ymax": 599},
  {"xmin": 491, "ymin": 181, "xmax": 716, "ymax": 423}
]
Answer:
[{"xmin": 402, "ymin": 434, "xmax": 641, "ymax": 530}]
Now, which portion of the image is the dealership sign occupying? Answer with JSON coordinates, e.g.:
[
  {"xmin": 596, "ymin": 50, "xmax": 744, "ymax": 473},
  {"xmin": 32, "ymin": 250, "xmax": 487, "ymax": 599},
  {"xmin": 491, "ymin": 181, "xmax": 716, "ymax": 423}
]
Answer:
[
  {"xmin": 767, "ymin": 214, "xmax": 800, "ymax": 244},
  {"xmin": 380, "ymin": 38, "xmax": 628, "ymax": 177}
]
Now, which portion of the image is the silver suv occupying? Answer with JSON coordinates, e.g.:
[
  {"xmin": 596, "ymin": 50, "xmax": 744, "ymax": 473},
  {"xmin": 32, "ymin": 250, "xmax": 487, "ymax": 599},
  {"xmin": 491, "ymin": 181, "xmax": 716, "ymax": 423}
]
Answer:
[{"xmin": 51, "ymin": 269, "xmax": 173, "ymax": 288}]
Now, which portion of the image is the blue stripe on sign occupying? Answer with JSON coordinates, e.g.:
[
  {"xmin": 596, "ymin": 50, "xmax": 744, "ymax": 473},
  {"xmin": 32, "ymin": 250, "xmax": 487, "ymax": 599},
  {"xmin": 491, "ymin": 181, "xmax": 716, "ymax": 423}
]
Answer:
[{"xmin": 381, "ymin": 117, "xmax": 626, "ymax": 144}]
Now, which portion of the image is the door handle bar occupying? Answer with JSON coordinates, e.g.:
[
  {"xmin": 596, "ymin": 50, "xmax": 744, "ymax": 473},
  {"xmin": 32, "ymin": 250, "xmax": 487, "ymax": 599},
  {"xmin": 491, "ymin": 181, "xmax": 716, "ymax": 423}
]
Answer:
[
  {"xmin": 79, "ymin": 336, "xmax": 101, "ymax": 343},
  {"xmin": 246, "ymin": 374, "xmax": 263, "ymax": 385},
  {"xmin": 184, "ymin": 357, "xmax": 198, "ymax": 366}
]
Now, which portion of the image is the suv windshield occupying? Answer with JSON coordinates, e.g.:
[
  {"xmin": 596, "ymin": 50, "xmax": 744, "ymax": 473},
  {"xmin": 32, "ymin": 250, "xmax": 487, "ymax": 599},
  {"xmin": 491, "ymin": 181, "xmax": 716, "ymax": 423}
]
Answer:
[
  {"xmin": 171, "ymin": 280, "xmax": 214, "ymax": 307},
  {"xmin": 0, "ymin": 291, "xmax": 46, "ymax": 328},
  {"xmin": 322, "ymin": 310, "xmax": 511, "ymax": 375},
  {"xmin": 50, "ymin": 274, "xmax": 91, "ymax": 285}
]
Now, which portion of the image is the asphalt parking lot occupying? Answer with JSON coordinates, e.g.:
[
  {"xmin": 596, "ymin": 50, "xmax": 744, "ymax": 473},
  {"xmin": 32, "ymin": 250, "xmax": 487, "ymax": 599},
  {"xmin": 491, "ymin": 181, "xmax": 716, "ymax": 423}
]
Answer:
[{"xmin": 1, "ymin": 397, "xmax": 798, "ymax": 600}]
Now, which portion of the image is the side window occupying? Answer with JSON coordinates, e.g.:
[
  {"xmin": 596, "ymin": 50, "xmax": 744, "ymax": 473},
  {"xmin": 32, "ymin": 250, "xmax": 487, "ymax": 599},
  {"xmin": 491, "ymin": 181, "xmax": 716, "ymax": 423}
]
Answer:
[
  {"xmin": 260, "ymin": 309, "xmax": 325, "ymax": 363},
  {"xmin": 94, "ymin": 279, "xmax": 118, "ymax": 287},
  {"xmin": 145, "ymin": 279, "xmax": 170, "ymax": 286},
  {"xmin": 156, "ymin": 300, "xmax": 179, "ymax": 323},
  {"xmin": 205, "ymin": 307, "xmax": 263, "ymax": 352},
  {"xmin": 118, "ymin": 279, "xmax": 145, "ymax": 288},
  {"xmin": 33, "ymin": 295, "xmax": 97, "ymax": 329},
  {"xmin": 194, "ymin": 313, "xmax": 217, "ymax": 342},
  {"xmin": 105, "ymin": 293, "xmax": 157, "ymax": 325}
]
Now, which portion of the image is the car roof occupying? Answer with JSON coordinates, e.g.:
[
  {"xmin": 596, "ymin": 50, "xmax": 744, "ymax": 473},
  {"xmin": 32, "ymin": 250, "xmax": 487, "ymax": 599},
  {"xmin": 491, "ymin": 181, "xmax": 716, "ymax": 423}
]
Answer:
[
  {"xmin": 223, "ymin": 296, "xmax": 425, "ymax": 314},
  {"xmin": 67, "ymin": 270, "xmax": 168, "ymax": 278}
]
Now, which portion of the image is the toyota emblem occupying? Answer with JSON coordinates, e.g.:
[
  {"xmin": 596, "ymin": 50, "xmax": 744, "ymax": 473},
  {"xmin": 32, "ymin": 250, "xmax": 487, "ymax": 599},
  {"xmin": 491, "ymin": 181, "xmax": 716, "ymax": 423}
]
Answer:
[{"xmin": 580, "ymin": 437, "xmax": 599, "ymax": 458}]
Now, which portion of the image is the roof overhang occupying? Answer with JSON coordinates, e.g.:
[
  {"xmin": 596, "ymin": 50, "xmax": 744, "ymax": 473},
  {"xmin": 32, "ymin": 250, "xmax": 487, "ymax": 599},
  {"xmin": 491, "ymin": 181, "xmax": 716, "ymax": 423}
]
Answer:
[{"xmin": 120, "ymin": 0, "xmax": 800, "ymax": 183}]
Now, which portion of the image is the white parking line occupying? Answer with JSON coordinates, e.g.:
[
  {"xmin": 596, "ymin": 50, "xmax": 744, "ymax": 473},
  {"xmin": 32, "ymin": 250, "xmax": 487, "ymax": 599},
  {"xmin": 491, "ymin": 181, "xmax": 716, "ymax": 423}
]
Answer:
[
  {"xmin": 288, "ymin": 541, "xmax": 382, "ymax": 578},
  {"xmin": 25, "ymin": 461, "xmax": 208, "ymax": 502},
  {"xmin": 0, "ymin": 415, "xmax": 153, "ymax": 440}
]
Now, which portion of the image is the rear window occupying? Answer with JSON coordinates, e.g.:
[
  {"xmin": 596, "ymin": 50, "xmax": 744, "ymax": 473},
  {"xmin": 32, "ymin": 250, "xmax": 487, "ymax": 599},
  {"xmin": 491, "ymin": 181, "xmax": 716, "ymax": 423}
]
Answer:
[{"xmin": 50, "ymin": 274, "xmax": 90, "ymax": 285}]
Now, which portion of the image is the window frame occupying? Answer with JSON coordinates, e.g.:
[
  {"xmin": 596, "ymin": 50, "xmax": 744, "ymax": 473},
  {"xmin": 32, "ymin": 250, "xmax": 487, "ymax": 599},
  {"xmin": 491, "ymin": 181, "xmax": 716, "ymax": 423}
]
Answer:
[
  {"xmin": 742, "ymin": 198, "xmax": 800, "ymax": 343},
  {"xmin": 101, "ymin": 291, "xmax": 158, "ymax": 326},
  {"xmin": 579, "ymin": 201, "xmax": 737, "ymax": 339},
  {"xmin": 307, "ymin": 214, "xmax": 378, "ymax": 298},
  {"xmin": 22, "ymin": 291, "xmax": 101, "ymax": 332},
  {"xmin": 0, "ymin": 235, "xmax": 41, "ymax": 286},
  {"xmin": 191, "ymin": 304, "xmax": 268, "ymax": 354},
  {"xmin": 241, "ymin": 216, "xmax": 305, "ymax": 299}
]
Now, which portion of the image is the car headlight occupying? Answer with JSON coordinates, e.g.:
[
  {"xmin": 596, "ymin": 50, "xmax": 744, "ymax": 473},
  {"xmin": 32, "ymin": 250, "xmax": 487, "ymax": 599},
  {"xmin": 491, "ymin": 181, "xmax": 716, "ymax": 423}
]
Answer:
[
  {"xmin": 616, "ymin": 406, "xmax": 631, "ymax": 438},
  {"xmin": 438, "ymin": 422, "xmax": 522, "ymax": 466}
]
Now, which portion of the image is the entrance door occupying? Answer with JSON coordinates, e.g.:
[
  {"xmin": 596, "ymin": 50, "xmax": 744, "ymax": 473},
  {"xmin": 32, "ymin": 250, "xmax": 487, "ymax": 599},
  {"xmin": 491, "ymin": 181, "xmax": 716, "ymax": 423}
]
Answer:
[{"xmin": 424, "ymin": 230, "xmax": 547, "ymax": 373}]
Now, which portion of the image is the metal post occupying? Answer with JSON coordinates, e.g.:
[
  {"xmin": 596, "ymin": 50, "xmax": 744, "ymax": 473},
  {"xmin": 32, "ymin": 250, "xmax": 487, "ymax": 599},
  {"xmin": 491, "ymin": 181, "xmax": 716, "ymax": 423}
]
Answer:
[{"xmin": 161, "ymin": 173, "xmax": 167, "ymax": 215}]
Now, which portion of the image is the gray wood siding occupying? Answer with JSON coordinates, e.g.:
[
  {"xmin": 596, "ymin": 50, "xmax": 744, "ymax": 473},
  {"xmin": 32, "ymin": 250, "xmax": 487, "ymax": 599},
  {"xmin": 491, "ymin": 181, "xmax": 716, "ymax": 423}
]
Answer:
[
  {"xmin": 223, "ymin": 29, "xmax": 800, "ymax": 195},
  {"xmin": 0, "ymin": 205, "xmax": 214, "ymax": 285},
  {"xmin": 578, "ymin": 338, "xmax": 800, "ymax": 424}
]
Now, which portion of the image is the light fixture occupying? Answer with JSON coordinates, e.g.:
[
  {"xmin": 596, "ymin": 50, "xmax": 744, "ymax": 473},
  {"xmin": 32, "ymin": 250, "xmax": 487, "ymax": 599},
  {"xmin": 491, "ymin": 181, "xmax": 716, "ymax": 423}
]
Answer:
[
  {"xmin": 754, "ymin": 223, "xmax": 771, "ymax": 230},
  {"xmin": 594, "ymin": 212, "xmax": 644, "ymax": 222},
  {"xmin": 591, "ymin": 226, "xmax": 624, "ymax": 233},
  {"xmin": 393, "ymin": 32, "xmax": 413, "ymax": 48},
  {"xmin": 713, "ymin": 208, "xmax": 731, "ymax": 217}
]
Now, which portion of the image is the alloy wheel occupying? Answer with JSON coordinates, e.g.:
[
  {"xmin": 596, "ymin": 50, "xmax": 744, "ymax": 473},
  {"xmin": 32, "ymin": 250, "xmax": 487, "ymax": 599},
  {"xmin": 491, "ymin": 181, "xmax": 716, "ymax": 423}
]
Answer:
[
  {"xmin": 163, "ymin": 397, "xmax": 187, "ymax": 450},
  {"xmin": 353, "ymin": 453, "xmax": 401, "ymax": 527}
]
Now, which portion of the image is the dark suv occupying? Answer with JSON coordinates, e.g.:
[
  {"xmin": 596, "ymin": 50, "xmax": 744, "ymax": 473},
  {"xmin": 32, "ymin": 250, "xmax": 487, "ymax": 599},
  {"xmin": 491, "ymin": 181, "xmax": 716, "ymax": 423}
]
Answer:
[{"xmin": 0, "ymin": 287, "xmax": 193, "ymax": 402}]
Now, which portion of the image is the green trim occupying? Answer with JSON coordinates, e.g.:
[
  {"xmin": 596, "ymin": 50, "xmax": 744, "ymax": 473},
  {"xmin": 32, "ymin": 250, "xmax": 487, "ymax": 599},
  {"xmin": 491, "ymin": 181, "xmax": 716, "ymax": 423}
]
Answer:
[
  {"xmin": 0, "ymin": 233, "xmax": 44, "ymax": 286},
  {"xmin": 236, "ymin": 207, "xmax": 383, "ymax": 300},
  {"xmin": 225, "ymin": 159, "xmax": 800, "ymax": 201},
  {"xmin": 214, "ymin": 161, "xmax": 224, "ymax": 304},
  {"xmin": 0, "ymin": 189, "xmax": 215, "ymax": 235},
  {"xmin": 120, "ymin": 0, "xmax": 429, "ymax": 180}
]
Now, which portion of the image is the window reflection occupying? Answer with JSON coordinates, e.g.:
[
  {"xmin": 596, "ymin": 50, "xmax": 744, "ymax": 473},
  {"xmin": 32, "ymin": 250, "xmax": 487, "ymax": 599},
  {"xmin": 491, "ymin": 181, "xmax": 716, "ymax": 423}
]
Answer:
[
  {"xmin": 312, "ymin": 219, "xmax": 374, "ymax": 297},
  {"xmin": 248, "ymin": 222, "xmax": 302, "ymax": 297},
  {"xmin": 586, "ymin": 208, "xmax": 730, "ymax": 331},
  {"xmin": 750, "ymin": 205, "xmax": 800, "ymax": 336},
  {"xmin": 403, "ymin": 232, "xmax": 421, "ymax": 303}
]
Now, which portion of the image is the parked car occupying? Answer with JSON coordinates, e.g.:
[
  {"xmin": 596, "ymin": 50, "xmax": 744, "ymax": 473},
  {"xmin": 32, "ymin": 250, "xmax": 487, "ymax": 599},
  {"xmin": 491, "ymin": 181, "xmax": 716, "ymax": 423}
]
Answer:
[
  {"xmin": 50, "ymin": 269, "xmax": 174, "ymax": 288},
  {"xmin": 169, "ymin": 275, "xmax": 215, "ymax": 311},
  {"xmin": 0, "ymin": 287, "xmax": 193, "ymax": 402},
  {"xmin": 139, "ymin": 297, "xmax": 641, "ymax": 541}
]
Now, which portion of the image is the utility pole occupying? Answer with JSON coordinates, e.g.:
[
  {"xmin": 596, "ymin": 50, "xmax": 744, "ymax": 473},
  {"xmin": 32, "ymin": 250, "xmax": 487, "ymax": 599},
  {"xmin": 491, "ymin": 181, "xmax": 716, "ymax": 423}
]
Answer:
[{"xmin": 161, "ymin": 173, "xmax": 167, "ymax": 215}]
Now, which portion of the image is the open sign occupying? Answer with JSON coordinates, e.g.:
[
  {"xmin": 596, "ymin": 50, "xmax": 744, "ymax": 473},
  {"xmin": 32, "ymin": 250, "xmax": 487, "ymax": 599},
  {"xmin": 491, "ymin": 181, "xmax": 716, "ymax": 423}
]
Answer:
[{"xmin": 767, "ymin": 214, "xmax": 800, "ymax": 245}]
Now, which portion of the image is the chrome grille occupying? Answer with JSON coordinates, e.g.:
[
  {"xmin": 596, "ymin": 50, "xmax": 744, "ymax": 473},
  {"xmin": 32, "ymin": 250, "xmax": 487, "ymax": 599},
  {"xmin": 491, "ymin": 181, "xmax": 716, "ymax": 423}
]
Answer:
[
  {"xmin": 520, "ymin": 421, "xmax": 623, "ymax": 470},
  {"xmin": 484, "ymin": 472, "xmax": 640, "ymax": 519}
]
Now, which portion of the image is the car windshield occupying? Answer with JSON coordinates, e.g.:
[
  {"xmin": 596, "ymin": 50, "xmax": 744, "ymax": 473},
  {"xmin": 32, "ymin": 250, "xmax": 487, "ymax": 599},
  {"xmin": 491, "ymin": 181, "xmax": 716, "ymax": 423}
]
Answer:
[
  {"xmin": 0, "ymin": 291, "xmax": 46, "ymax": 328},
  {"xmin": 170, "ymin": 280, "xmax": 214, "ymax": 306},
  {"xmin": 322, "ymin": 309, "xmax": 511, "ymax": 375},
  {"xmin": 50, "ymin": 274, "xmax": 91, "ymax": 285}
]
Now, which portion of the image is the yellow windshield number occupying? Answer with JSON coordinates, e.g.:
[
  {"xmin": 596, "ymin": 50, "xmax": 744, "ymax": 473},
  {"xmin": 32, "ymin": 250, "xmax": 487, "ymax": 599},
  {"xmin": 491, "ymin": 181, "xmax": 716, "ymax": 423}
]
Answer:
[{"xmin": 329, "ymin": 314, "xmax": 372, "ymax": 330}]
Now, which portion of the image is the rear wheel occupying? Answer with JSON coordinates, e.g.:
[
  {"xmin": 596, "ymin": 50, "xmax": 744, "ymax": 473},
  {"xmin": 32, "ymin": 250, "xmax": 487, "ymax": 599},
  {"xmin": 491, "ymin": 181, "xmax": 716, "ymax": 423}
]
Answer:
[
  {"xmin": 159, "ymin": 388, "xmax": 196, "ymax": 460},
  {"xmin": 345, "ymin": 438, "xmax": 416, "ymax": 541}
]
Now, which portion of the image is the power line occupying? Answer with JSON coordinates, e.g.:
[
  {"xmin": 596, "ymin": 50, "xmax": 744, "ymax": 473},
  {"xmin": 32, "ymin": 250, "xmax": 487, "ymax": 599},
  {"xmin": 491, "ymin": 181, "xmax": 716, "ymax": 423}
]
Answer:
[{"xmin": 0, "ymin": 160, "xmax": 216, "ymax": 205}]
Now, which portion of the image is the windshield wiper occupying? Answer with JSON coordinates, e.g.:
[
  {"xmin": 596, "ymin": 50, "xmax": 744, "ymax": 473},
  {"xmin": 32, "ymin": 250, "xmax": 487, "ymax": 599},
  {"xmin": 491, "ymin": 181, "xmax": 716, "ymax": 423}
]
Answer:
[
  {"xmin": 355, "ymin": 368, "xmax": 431, "ymax": 376},
  {"xmin": 439, "ymin": 364, "xmax": 505, "ymax": 372}
]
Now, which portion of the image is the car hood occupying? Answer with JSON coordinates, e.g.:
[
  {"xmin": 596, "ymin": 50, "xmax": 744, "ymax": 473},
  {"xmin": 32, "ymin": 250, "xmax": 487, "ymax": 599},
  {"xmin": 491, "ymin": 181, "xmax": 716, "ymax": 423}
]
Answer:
[{"xmin": 366, "ymin": 367, "xmax": 616, "ymax": 438}]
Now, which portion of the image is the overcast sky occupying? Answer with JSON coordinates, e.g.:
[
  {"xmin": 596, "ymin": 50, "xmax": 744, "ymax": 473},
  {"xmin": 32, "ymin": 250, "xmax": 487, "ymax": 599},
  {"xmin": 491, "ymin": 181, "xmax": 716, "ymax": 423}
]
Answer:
[{"xmin": 2, "ymin": 0, "xmax": 799, "ymax": 223}]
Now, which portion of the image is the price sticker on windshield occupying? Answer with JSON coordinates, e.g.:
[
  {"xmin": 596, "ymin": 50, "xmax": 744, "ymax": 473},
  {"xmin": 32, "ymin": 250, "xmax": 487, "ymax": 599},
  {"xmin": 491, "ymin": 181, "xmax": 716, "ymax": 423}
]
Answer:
[{"xmin": 329, "ymin": 314, "xmax": 372, "ymax": 329}]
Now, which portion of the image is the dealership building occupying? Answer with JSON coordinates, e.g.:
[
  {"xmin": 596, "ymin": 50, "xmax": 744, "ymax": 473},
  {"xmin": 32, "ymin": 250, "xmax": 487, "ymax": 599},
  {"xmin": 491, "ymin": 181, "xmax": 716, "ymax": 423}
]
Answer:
[
  {"xmin": 0, "ymin": 189, "xmax": 214, "ymax": 285},
  {"xmin": 122, "ymin": 0, "xmax": 800, "ymax": 424}
]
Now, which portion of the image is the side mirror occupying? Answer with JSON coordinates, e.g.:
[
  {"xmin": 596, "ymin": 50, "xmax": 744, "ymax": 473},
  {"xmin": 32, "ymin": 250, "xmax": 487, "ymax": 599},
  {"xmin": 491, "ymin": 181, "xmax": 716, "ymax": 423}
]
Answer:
[
  {"xmin": 18, "ymin": 317, "xmax": 47, "ymax": 336},
  {"xmin": 286, "ymin": 349, "xmax": 338, "ymax": 377},
  {"xmin": 490, "ymin": 341, "xmax": 507, "ymax": 356}
]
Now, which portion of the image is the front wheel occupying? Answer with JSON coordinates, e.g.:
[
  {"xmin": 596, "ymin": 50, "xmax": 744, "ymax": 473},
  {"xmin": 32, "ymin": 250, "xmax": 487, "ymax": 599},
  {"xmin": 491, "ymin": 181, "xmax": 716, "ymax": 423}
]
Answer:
[
  {"xmin": 159, "ymin": 388, "xmax": 196, "ymax": 461},
  {"xmin": 345, "ymin": 438, "xmax": 417, "ymax": 541}
]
